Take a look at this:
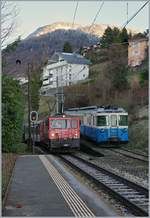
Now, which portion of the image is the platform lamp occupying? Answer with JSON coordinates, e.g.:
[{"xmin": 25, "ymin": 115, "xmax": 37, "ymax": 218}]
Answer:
[{"xmin": 16, "ymin": 59, "xmax": 32, "ymax": 151}]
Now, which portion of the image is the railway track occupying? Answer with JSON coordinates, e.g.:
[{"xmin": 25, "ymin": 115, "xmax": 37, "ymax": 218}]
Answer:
[
  {"xmin": 60, "ymin": 154, "xmax": 149, "ymax": 216},
  {"xmin": 109, "ymin": 148, "xmax": 148, "ymax": 162},
  {"xmin": 81, "ymin": 139, "xmax": 148, "ymax": 162}
]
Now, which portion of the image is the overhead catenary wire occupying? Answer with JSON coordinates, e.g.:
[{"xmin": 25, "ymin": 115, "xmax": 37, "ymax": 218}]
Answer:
[
  {"xmin": 88, "ymin": 1, "xmax": 104, "ymax": 33},
  {"xmin": 126, "ymin": 2, "xmax": 129, "ymax": 23},
  {"xmin": 122, "ymin": 0, "xmax": 149, "ymax": 28},
  {"xmin": 72, "ymin": 1, "xmax": 79, "ymax": 29}
]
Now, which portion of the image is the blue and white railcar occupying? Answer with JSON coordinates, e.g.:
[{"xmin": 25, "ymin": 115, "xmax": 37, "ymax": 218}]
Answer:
[{"xmin": 65, "ymin": 106, "xmax": 128, "ymax": 143}]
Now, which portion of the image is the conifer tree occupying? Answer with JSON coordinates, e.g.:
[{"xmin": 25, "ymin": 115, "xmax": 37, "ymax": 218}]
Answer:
[{"xmin": 63, "ymin": 41, "xmax": 73, "ymax": 53}]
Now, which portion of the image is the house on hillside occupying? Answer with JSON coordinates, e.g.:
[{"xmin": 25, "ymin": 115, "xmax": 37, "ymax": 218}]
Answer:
[
  {"xmin": 40, "ymin": 52, "xmax": 91, "ymax": 94},
  {"xmin": 16, "ymin": 77, "xmax": 28, "ymax": 85},
  {"xmin": 128, "ymin": 37, "xmax": 148, "ymax": 67}
]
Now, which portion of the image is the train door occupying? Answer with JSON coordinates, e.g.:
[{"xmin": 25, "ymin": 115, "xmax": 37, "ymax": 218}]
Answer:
[
  {"xmin": 44, "ymin": 119, "xmax": 49, "ymax": 144},
  {"xmin": 109, "ymin": 114, "xmax": 118, "ymax": 139},
  {"xmin": 40, "ymin": 121, "xmax": 45, "ymax": 142}
]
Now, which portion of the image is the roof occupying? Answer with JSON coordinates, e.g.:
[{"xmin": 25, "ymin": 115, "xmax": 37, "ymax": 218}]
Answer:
[
  {"xmin": 65, "ymin": 105, "xmax": 127, "ymax": 113},
  {"xmin": 55, "ymin": 52, "xmax": 91, "ymax": 65},
  {"xmin": 128, "ymin": 37, "xmax": 148, "ymax": 43}
]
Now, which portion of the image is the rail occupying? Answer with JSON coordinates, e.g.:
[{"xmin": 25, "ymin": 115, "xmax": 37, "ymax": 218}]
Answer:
[{"xmin": 59, "ymin": 154, "xmax": 149, "ymax": 216}]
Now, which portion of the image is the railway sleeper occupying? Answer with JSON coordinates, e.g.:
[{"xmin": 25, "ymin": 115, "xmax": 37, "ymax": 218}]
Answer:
[
  {"xmin": 101, "ymin": 182, "xmax": 122, "ymax": 185},
  {"xmin": 60, "ymin": 156, "xmax": 149, "ymax": 216},
  {"xmin": 95, "ymin": 176, "xmax": 116, "ymax": 181},
  {"xmin": 118, "ymin": 191, "xmax": 139, "ymax": 195},
  {"xmin": 94, "ymin": 175, "xmax": 111, "ymax": 179},
  {"xmin": 128, "ymin": 198, "xmax": 148, "ymax": 202},
  {"xmin": 113, "ymin": 188, "xmax": 134, "ymax": 191},
  {"xmin": 137, "ymin": 203, "xmax": 149, "ymax": 206},
  {"xmin": 108, "ymin": 184, "xmax": 128, "ymax": 187},
  {"xmin": 126, "ymin": 194, "xmax": 147, "ymax": 198}
]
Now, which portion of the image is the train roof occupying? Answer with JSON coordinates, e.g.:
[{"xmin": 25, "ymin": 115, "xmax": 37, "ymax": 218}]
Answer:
[{"xmin": 65, "ymin": 105, "xmax": 127, "ymax": 113}]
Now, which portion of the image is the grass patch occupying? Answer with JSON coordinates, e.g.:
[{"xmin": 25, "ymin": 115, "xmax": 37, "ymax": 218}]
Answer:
[
  {"xmin": 125, "ymin": 119, "xmax": 148, "ymax": 155},
  {"xmin": 11, "ymin": 143, "xmax": 28, "ymax": 154}
]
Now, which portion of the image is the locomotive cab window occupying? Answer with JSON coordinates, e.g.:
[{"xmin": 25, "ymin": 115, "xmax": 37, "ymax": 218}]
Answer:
[
  {"xmin": 50, "ymin": 119, "xmax": 67, "ymax": 129},
  {"xmin": 97, "ymin": 116, "xmax": 108, "ymax": 126},
  {"xmin": 119, "ymin": 115, "xmax": 128, "ymax": 126},
  {"xmin": 71, "ymin": 120, "xmax": 78, "ymax": 128}
]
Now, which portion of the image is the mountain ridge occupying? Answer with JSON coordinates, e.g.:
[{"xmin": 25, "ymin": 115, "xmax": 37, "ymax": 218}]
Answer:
[
  {"xmin": 2, "ymin": 22, "xmax": 139, "ymax": 78},
  {"xmin": 27, "ymin": 21, "xmax": 138, "ymax": 39}
]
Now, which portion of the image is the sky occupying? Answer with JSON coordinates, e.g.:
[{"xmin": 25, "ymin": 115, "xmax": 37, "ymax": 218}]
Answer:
[{"xmin": 8, "ymin": 1, "xmax": 149, "ymax": 43}]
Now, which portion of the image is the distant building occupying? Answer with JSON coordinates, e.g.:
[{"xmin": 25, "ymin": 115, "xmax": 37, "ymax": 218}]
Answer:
[
  {"xmin": 40, "ymin": 52, "xmax": 91, "ymax": 94},
  {"xmin": 16, "ymin": 77, "xmax": 28, "ymax": 85},
  {"xmin": 128, "ymin": 37, "xmax": 148, "ymax": 67}
]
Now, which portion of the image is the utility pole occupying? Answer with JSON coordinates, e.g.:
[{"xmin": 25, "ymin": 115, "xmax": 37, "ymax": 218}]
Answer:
[
  {"xmin": 27, "ymin": 63, "xmax": 32, "ymax": 151},
  {"xmin": 60, "ymin": 66, "xmax": 64, "ymax": 114},
  {"xmin": 56, "ymin": 75, "xmax": 59, "ymax": 113},
  {"xmin": 61, "ymin": 85, "xmax": 64, "ymax": 114}
]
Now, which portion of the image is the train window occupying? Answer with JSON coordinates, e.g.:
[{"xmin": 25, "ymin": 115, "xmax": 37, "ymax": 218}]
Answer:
[
  {"xmin": 67, "ymin": 120, "xmax": 71, "ymax": 128},
  {"xmin": 97, "ymin": 116, "xmax": 108, "ymax": 126},
  {"xmin": 119, "ymin": 115, "xmax": 128, "ymax": 126},
  {"xmin": 50, "ymin": 119, "xmax": 67, "ymax": 129},
  {"xmin": 71, "ymin": 120, "xmax": 78, "ymax": 128},
  {"xmin": 111, "ymin": 115, "xmax": 117, "ymax": 127}
]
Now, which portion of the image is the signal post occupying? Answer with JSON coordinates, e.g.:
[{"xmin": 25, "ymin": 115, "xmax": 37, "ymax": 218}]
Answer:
[{"xmin": 30, "ymin": 111, "xmax": 38, "ymax": 154}]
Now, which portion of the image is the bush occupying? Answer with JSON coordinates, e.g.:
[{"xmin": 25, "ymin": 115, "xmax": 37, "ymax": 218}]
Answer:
[
  {"xmin": 10, "ymin": 143, "xmax": 28, "ymax": 154},
  {"xmin": 140, "ymin": 68, "xmax": 148, "ymax": 86},
  {"xmin": 2, "ymin": 76, "xmax": 25, "ymax": 153},
  {"xmin": 127, "ymin": 119, "xmax": 148, "ymax": 153}
]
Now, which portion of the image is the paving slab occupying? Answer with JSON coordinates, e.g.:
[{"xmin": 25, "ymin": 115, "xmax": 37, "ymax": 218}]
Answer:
[
  {"xmin": 3, "ymin": 154, "xmax": 119, "ymax": 217},
  {"xmin": 3, "ymin": 155, "xmax": 74, "ymax": 217}
]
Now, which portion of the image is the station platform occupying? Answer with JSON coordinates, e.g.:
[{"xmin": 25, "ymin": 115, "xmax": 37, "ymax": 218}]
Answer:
[{"xmin": 3, "ymin": 154, "xmax": 118, "ymax": 217}]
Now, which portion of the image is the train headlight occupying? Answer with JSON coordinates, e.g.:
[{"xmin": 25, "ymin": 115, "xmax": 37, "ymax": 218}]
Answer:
[
  {"xmin": 74, "ymin": 133, "xmax": 78, "ymax": 138},
  {"xmin": 51, "ymin": 133, "xmax": 55, "ymax": 137}
]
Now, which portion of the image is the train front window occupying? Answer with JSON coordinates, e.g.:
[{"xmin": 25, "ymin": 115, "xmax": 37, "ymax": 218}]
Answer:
[
  {"xmin": 111, "ymin": 115, "xmax": 117, "ymax": 127},
  {"xmin": 50, "ymin": 120, "xmax": 67, "ymax": 129},
  {"xmin": 119, "ymin": 115, "xmax": 128, "ymax": 126},
  {"xmin": 71, "ymin": 120, "xmax": 78, "ymax": 128},
  {"xmin": 97, "ymin": 116, "xmax": 107, "ymax": 126}
]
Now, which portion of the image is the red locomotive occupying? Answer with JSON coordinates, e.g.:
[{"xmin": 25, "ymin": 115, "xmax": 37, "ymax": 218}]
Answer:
[{"xmin": 24, "ymin": 114, "xmax": 80, "ymax": 152}]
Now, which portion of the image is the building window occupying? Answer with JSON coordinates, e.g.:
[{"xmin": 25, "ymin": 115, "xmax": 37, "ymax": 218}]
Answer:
[
  {"xmin": 49, "ymin": 73, "xmax": 53, "ymax": 78},
  {"xmin": 60, "ymin": 59, "xmax": 64, "ymax": 62},
  {"xmin": 69, "ymin": 74, "xmax": 71, "ymax": 80},
  {"xmin": 132, "ymin": 42, "xmax": 138, "ymax": 48},
  {"xmin": 43, "ymin": 77, "xmax": 49, "ymax": 81},
  {"xmin": 83, "ymin": 74, "xmax": 85, "ymax": 77},
  {"xmin": 132, "ymin": 50, "xmax": 140, "ymax": 56}
]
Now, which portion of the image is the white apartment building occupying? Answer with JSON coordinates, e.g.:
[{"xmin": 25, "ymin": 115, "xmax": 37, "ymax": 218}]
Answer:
[
  {"xmin": 40, "ymin": 52, "xmax": 91, "ymax": 94},
  {"xmin": 16, "ymin": 77, "xmax": 28, "ymax": 85}
]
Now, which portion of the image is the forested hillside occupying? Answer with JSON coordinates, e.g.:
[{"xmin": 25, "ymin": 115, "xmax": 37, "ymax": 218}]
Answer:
[{"xmin": 2, "ymin": 29, "xmax": 99, "ymax": 77}]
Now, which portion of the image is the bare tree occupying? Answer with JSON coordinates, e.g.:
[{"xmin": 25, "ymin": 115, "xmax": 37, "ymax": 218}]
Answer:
[{"xmin": 1, "ymin": 1, "xmax": 18, "ymax": 47}]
